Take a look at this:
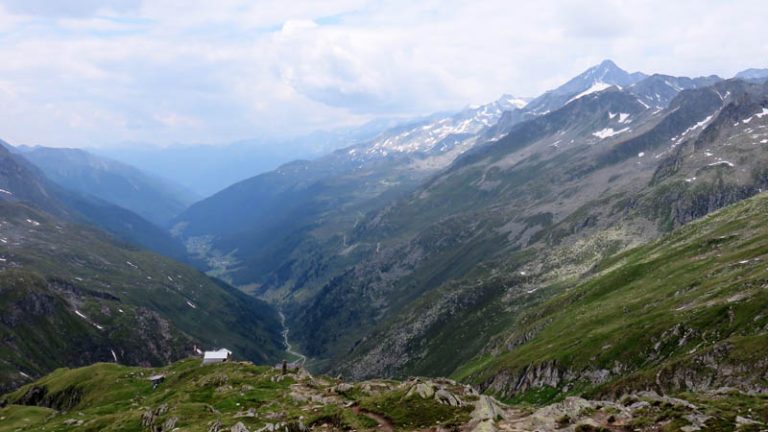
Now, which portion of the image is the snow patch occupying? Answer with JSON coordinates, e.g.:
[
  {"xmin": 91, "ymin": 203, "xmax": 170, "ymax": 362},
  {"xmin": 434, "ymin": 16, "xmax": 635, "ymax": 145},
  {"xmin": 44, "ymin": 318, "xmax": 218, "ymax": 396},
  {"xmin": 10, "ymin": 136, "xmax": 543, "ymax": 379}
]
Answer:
[
  {"xmin": 25, "ymin": 218, "xmax": 40, "ymax": 226},
  {"xmin": 708, "ymin": 160, "xmax": 735, "ymax": 168},
  {"xmin": 742, "ymin": 107, "xmax": 768, "ymax": 124},
  {"xmin": 566, "ymin": 81, "xmax": 612, "ymax": 105},
  {"xmin": 593, "ymin": 127, "xmax": 630, "ymax": 139},
  {"xmin": 0, "ymin": 189, "xmax": 12, "ymax": 195}
]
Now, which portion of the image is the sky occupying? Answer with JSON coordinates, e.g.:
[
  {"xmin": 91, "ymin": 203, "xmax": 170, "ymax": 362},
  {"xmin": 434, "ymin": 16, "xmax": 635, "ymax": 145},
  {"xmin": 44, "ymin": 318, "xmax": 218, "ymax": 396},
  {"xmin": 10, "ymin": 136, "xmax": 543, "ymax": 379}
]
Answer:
[{"xmin": 0, "ymin": 0, "xmax": 766, "ymax": 149}]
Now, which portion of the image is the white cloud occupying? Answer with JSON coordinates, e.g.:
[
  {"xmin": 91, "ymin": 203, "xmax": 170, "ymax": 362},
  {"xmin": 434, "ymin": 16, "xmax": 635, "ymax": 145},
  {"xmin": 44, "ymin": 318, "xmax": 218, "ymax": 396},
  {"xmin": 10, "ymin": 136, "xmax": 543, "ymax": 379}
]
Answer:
[{"xmin": 0, "ymin": 0, "xmax": 764, "ymax": 148}]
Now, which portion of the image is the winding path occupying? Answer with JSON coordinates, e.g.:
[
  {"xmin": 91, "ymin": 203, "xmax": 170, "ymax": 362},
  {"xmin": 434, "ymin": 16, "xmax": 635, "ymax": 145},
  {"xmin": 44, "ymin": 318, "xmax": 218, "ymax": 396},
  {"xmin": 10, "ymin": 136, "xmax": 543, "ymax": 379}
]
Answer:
[
  {"xmin": 351, "ymin": 406, "xmax": 395, "ymax": 432},
  {"xmin": 279, "ymin": 312, "xmax": 306, "ymax": 366}
]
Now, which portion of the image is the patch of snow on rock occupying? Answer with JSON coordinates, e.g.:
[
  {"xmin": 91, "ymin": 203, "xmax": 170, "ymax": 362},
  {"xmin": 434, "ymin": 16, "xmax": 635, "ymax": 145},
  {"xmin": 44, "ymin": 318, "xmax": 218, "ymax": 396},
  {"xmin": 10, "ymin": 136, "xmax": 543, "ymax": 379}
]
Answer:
[
  {"xmin": 593, "ymin": 127, "xmax": 630, "ymax": 139},
  {"xmin": 566, "ymin": 82, "xmax": 612, "ymax": 105}
]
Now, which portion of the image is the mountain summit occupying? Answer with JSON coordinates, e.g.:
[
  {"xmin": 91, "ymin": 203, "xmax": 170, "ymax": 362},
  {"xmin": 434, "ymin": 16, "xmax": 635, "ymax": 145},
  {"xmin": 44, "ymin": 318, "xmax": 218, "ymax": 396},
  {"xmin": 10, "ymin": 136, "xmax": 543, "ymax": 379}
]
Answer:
[{"xmin": 524, "ymin": 59, "xmax": 647, "ymax": 115}]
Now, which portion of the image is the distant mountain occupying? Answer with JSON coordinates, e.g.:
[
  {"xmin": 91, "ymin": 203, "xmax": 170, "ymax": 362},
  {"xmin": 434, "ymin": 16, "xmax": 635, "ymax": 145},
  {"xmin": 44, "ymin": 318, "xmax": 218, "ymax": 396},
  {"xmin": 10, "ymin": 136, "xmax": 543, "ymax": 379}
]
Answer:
[
  {"xmin": 0, "ymin": 143, "xmax": 186, "ymax": 260},
  {"xmin": 0, "ymin": 200, "xmax": 284, "ymax": 392},
  {"xmin": 172, "ymin": 93, "xmax": 529, "ymax": 293},
  {"xmin": 735, "ymin": 67, "xmax": 768, "ymax": 82},
  {"xmin": 171, "ymin": 63, "xmax": 768, "ymax": 391},
  {"xmin": 626, "ymin": 73, "xmax": 721, "ymax": 108},
  {"xmin": 97, "ymin": 118, "xmax": 415, "ymax": 196},
  {"xmin": 323, "ymin": 78, "xmax": 768, "ymax": 380},
  {"xmin": 522, "ymin": 59, "xmax": 647, "ymax": 116},
  {"xmin": 14, "ymin": 146, "xmax": 196, "ymax": 227}
]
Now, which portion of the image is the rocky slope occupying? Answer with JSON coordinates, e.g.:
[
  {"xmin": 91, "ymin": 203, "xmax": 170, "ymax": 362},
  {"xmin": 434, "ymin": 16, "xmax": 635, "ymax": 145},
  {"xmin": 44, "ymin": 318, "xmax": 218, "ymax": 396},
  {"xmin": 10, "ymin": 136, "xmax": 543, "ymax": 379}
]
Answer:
[
  {"xmin": 171, "ymin": 60, "xmax": 665, "ymax": 297},
  {"xmin": 0, "ymin": 201, "xmax": 284, "ymax": 392},
  {"xmin": 294, "ymin": 79, "xmax": 768, "ymax": 380},
  {"xmin": 172, "ymin": 63, "xmax": 768, "ymax": 389},
  {"xmin": 171, "ymin": 93, "xmax": 530, "ymax": 293},
  {"xmin": 2, "ymin": 358, "xmax": 765, "ymax": 431},
  {"xmin": 456, "ymin": 190, "xmax": 768, "ymax": 402}
]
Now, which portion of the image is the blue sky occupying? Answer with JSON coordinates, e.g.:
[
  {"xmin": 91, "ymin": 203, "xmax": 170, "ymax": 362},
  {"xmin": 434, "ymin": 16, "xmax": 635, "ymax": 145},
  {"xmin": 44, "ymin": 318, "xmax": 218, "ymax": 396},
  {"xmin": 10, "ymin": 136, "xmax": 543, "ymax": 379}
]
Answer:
[{"xmin": 0, "ymin": 0, "xmax": 765, "ymax": 149}]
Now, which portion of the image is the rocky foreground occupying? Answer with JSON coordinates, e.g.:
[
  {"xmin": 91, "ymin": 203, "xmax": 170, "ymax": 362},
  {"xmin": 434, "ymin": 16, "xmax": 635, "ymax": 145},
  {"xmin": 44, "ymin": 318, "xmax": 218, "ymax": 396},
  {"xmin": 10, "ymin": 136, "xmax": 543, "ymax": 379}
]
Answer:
[{"xmin": 1, "ymin": 358, "xmax": 766, "ymax": 431}]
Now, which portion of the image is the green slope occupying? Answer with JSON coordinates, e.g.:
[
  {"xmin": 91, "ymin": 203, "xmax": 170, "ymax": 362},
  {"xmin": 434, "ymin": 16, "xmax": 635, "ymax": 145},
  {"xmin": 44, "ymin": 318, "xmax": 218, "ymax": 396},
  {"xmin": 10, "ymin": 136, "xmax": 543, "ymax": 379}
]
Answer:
[
  {"xmin": 0, "ymin": 201, "xmax": 284, "ymax": 392},
  {"xmin": 0, "ymin": 359, "xmax": 473, "ymax": 432},
  {"xmin": 457, "ymin": 191, "xmax": 768, "ymax": 401}
]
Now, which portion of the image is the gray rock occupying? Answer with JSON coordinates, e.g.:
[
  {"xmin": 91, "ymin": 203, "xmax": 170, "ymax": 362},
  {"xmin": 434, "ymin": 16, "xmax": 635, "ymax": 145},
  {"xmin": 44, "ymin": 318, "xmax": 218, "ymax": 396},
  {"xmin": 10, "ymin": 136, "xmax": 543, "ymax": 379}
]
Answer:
[
  {"xmin": 163, "ymin": 416, "xmax": 178, "ymax": 430},
  {"xmin": 334, "ymin": 383, "xmax": 354, "ymax": 393},
  {"xmin": 435, "ymin": 389, "xmax": 463, "ymax": 406},
  {"xmin": 406, "ymin": 382, "xmax": 435, "ymax": 399},
  {"xmin": 141, "ymin": 409, "xmax": 154, "ymax": 427},
  {"xmin": 208, "ymin": 420, "xmax": 223, "ymax": 432},
  {"xmin": 230, "ymin": 422, "xmax": 250, "ymax": 432},
  {"xmin": 736, "ymin": 415, "xmax": 761, "ymax": 425}
]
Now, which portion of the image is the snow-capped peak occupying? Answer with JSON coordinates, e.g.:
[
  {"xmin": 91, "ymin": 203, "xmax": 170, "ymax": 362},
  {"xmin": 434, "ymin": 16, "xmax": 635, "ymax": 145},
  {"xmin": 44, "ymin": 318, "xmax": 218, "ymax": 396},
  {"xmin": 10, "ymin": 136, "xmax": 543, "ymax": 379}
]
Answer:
[
  {"xmin": 354, "ymin": 94, "xmax": 526, "ymax": 160},
  {"xmin": 497, "ymin": 94, "xmax": 529, "ymax": 110}
]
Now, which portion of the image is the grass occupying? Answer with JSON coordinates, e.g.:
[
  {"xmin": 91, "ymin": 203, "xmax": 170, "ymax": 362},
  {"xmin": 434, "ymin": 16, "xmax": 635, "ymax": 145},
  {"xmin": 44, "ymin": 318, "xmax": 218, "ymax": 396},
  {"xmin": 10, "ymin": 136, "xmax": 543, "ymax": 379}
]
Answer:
[
  {"xmin": 457, "ymin": 192, "xmax": 768, "ymax": 400},
  {"xmin": 358, "ymin": 389, "xmax": 472, "ymax": 429},
  {"xmin": 0, "ymin": 358, "xmax": 473, "ymax": 432},
  {"xmin": 0, "ymin": 202, "xmax": 285, "ymax": 391}
]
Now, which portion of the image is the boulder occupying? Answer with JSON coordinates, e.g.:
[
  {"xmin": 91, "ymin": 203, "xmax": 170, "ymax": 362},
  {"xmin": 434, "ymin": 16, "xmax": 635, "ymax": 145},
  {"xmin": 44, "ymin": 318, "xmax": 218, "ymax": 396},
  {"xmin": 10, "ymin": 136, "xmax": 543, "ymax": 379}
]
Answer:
[
  {"xmin": 435, "ymin": 389, "xmax": 463, "ymax": 406},
  {"xmin": 406, "ymin": 382, "xmax": 435, "ymax": 399},
  {"xmin": 208, "ymin": 420, "xmax": 223, "ymax": 432},
  {"xmin": 334, "ymin": 383, "xmax": 354, "ymax": 394},
  {"xmin": 231, "ymin": 422, "xmax": 250, "ymax": 432},
  {"xmin": 163, "ymin": 416, "xmax": 178, "ymax": 430}
]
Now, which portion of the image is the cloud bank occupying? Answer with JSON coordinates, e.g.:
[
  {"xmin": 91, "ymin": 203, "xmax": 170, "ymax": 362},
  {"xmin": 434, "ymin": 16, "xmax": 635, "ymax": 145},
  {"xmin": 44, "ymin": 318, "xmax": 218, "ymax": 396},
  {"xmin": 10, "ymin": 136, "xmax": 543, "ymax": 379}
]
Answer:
[{"xmin": 0, "ymin": 0, "xmax": 765, "ymax": 148}]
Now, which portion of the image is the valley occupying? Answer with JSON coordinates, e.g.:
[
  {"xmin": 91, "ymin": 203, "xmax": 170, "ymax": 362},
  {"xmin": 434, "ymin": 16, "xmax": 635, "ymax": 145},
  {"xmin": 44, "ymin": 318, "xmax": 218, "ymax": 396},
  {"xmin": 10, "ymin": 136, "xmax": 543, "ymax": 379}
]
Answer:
[{"xmin": 1, "ymin": 58, "xmax": 768, "ymax": 431}]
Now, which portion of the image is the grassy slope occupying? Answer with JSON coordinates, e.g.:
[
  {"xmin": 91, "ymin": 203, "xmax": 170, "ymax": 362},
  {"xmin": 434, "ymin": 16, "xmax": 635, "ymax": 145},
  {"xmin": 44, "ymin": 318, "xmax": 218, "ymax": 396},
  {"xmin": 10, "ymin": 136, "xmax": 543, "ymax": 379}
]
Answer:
[
  {"xmin": 0, "ymin": 359, "xmax": 472, "ymax": 432},
  {"xmin": 0, "ymin": 202, "xmax": 284, "ymax": 390},
  {"xmin": 456, "ymin": 191, "xmax": 768, "ymax": 399}
]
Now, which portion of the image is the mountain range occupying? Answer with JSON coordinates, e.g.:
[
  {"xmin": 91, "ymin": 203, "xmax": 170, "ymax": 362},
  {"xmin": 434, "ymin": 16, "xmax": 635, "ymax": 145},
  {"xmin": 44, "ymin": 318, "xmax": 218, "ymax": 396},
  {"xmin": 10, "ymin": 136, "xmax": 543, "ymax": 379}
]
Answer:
[
  {"xmin": 2, "ymin": 59, "xmax": 768, "ymax": 429},
  {"xmin": 169, "ymin": 60, "xmax": 768, "ymax": 393}
]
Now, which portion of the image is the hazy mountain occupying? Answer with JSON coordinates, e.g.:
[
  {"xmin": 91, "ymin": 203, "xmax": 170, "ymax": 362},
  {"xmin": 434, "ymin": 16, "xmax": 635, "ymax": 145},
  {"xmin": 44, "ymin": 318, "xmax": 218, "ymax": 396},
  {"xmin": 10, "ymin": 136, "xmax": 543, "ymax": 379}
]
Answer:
[
  {"xmin": 14, "ymin": 146, "xmax": 197, "ymax": 226},
  {"xmin": 735, "ymin": 67, "xmax": 768, "ymax": 82},
  {"xmin": 322, "ymin": 78, "xmax": 768, "ymax": 381},
  {"xmin": 261, "ymin": 77, "xmax": 761, "ymax": 377},
  {"xmin": 172, "ymin": 93, "xmax": 529, "ymax": 292},
  {"xmin": 626, "ymin": 73, "xmax": 722, "ymax": 108},
  {"xmin": 97, "ymin": 118, "xmax": 416, "ymax": 197},
  {"xmin": 0, "ymin": 143, "xmax": 186, "ymax": 260},
  {"xmin": 164, "ymin": 63, "xmax": 768, "ymax": 382}
]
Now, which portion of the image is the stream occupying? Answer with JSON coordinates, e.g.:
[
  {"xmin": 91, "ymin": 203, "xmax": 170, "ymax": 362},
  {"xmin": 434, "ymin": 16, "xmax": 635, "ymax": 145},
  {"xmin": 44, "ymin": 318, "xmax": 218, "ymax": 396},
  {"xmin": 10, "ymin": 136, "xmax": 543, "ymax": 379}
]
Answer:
[{"xmin": 279, "ymin": 311, "xmax": 307, "ymax": 365}]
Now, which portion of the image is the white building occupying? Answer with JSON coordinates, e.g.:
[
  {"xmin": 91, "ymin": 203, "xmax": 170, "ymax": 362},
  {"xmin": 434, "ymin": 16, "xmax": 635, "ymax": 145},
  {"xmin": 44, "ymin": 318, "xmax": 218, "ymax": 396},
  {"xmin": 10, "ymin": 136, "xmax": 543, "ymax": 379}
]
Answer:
[{"xmin": 202, "ymin": 348, "xmax": 232, "ymax": 365}]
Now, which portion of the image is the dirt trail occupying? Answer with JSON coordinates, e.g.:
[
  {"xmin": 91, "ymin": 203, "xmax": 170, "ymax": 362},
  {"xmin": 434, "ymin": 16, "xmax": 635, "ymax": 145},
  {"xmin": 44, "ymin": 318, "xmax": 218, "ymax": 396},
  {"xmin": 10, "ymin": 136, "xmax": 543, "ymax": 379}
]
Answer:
[{"xmin": 351, "ymin": 406, "xmax": 395, "ymax": 432}]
